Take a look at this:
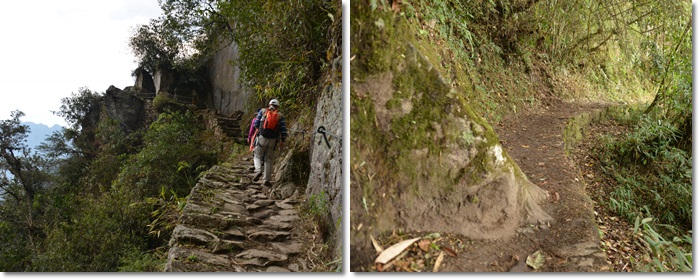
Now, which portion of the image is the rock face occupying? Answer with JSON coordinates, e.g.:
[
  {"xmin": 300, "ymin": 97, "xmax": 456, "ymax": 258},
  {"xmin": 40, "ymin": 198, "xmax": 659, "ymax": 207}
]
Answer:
[
  {"xmin": 207, "ymin": 41, "xmax": 252, "ymax": 115},
  {"xmin": 154, "ymin": 68, "xmax": 176, "ymax": 96},
  {"xmin": 163, "ymin": 162, "xmax": 307, "ymax": 272},
  {"xmin": 305, "ymin": 55, "xmax": 343, "ymax": 259},
  {"xmin": 103, "ymin": 86, "xmax": 146, "ymax": 132},
  {"xmin": 134, "ymin": 67, "xmax": 156, "ymax": 93},
  {"xmin": 350, "ymin": 43, "xmax": 551, "ymax": 267}
]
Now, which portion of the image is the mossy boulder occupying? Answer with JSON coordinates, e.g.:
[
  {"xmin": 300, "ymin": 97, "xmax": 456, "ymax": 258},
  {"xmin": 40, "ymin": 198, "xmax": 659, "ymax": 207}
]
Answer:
[{"xmin": 350, "ymin": 6, "xmax": 551, "ymax": 269}]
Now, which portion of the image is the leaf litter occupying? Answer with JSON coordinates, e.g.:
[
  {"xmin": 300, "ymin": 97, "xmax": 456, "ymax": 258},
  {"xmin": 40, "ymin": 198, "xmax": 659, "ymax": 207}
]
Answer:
[{"xmin": 371, "ymin": 232, "xmax": 466, "ymax": 272}]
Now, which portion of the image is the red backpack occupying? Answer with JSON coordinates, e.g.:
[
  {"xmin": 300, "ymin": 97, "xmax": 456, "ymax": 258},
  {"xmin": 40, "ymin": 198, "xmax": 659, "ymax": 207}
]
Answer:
[{"xmin": 260, "ymin": 109, "xmax": 280, "ymax": 138}]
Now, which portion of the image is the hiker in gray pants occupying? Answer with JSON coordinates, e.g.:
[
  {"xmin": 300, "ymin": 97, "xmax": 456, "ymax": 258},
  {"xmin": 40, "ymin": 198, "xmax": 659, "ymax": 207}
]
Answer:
[{"xmin": 252, "ymin": 99, "xmax": 288, "ymax": 186}]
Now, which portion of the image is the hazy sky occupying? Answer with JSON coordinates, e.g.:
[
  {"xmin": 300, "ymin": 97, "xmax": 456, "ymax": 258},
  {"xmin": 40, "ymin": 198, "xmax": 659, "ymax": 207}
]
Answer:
[{"xmin": 0, "ymin": 0, "xmax": 162, "ymax": 127}]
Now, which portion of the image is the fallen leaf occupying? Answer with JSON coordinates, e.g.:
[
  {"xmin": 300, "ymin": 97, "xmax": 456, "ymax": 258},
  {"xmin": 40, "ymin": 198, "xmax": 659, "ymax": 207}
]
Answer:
[
  {"xmin": 526, "ymin": 250, "xmax": 545, "ymax": 270},
  {"xmin": 374, "ymin": 237, "xmax": 420, "ymax": 264},
  {"xmin": 418, "ymin": 239, "xmax": 431, "ymax": 252},
  {"xmin": 377, "ymin": 259, "xmax": 394, "ymax": 272},
  {"xmin": 442, "ymin": 246, "xmax": 457, "ymax": 257},
  {"xmin": 433, "ymin": 251, "xmax": 445, "ymax": 272},
  {"xmin": 370, "ymin": 234, "xmax": 384, "ymax": 253}
]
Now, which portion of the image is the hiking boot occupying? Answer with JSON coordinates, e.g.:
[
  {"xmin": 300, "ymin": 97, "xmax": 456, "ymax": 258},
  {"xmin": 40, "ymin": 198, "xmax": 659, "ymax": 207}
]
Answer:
[
  {"xmin": 263, "ymin": 181, "xmax": 272, "ymax": 187},
  {"xmin": 252, "ymin": 172, "xmax": 263, "ymax": 182}
]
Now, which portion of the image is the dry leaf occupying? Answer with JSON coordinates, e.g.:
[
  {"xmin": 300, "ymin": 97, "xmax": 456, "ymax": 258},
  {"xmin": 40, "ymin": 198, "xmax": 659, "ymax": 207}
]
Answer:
[
  {"xmin": 526, "ymin": 250, "xmax": 545, "ymax": 270},
  {"xmin": 374, "ymin": 237, "xmax": 420, "ymax": 264},
  {"xmin": 442, "ymin": 246, "xmax": 457, "ymax": 257},
  {"xmin": 433, "ymin": 251, "xmax": 445, "ymax": 272},
  {"xmin": 370, "ymin": 234, "xmax": 384, "ymax": 253},
  {"xmin": 418, "ymin": 239, "xmax": 431, "ymax": 252}
]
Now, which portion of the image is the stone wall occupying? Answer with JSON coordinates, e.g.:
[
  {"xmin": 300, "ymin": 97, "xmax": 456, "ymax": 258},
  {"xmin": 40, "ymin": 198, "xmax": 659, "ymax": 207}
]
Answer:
[{"xmin": 305, "ymin": 56, "xmax": 343, "ymax": 260}]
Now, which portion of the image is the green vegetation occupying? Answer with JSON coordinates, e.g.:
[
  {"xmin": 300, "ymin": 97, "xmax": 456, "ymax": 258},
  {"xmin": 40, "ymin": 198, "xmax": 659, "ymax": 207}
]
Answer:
[
  {"xmin": 596, "ymin": 111, "xmax": 692, "ymax": 272},
  {"xmin": 18, "ymin": 108, "xmax": 216, "ymax": 272},
  {"xmin": 301, "ymin": 190, "xmax": 342, "ymax": 272},
  {"xmin": 131, "ymin": 0, "xmax": 341, "ymax": 119},
  {"xmin": 630, "ymin": 217, "xmax": 692, "ymax": 272},
  {"xmin": 304, "ymin": 190, "xmax": 330, "ymax": 239},
  {"xmin": 602, "ymin": 115, "xmax": 691, "ymax": 228}
]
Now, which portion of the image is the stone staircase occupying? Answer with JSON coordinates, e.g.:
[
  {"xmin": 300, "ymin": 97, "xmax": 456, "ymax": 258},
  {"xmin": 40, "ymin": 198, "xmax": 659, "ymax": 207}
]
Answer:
[
  {"xmin": 216, "ymin": 112, "xmax": 243, "ymax": 139},
  {"xmin": 164, "ymin": 158, "xmax": 307, "ymax": 272}
]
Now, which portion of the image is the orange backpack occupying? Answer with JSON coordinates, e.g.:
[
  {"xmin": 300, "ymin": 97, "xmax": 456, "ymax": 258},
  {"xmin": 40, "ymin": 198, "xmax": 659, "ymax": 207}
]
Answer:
[{"xmin": 260, "ymin": 109, "xmax": 280, "ymax": 138}]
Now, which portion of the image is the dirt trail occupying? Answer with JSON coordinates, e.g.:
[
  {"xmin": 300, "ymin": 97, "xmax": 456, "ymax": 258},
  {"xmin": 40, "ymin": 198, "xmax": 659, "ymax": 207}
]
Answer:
[
  {"xmin": 435, "ymin": 101, "xmax": 611, "ymax": 272},
  {"xmin": 163, "ymin": 157, "xmax": 325, "ymax": 272}
]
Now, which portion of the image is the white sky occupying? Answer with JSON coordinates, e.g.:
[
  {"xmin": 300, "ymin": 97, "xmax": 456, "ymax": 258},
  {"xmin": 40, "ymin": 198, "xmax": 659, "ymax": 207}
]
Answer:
[{"xmin": 0, "ymin": 0, "xmax": 162, "ymax": 127}]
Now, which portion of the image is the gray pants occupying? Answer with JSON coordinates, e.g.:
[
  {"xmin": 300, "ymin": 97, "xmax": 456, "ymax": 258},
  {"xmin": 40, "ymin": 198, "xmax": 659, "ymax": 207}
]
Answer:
[{"xmin": 253, "ymin": 136, "xmax": 277, "ymax": 182}]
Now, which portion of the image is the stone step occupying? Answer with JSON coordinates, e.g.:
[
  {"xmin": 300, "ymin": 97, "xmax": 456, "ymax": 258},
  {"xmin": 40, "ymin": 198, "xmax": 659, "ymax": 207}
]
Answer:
[
  {"xmin": 234, "ymin": 249, "xmax": 288, "ymax": 267},
  {"xmin": 247, "ymin": 229, "xmax": 291, "ymax": 242},
  {"xmin": 165, "ymin": 158, "xmax": 304, "ymax": 272}
]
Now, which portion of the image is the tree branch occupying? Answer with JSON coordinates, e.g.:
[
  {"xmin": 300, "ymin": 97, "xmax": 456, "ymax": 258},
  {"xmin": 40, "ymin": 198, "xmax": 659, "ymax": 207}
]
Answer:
[
  {"xmin": 645, "ymin": 18, "xmax": 692, "ymax": 114},
  {"xmin": 0, "ymin": 188, "xmax": 20, "ymax": 202}
]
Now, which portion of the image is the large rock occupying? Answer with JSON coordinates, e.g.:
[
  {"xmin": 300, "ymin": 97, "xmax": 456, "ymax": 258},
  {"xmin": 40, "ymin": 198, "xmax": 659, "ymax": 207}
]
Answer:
[
  {"xmin": 207, "ymin": 41, "xmax": 252, "ymax": 115},
  {"xmin": 171, "ymin": 224, "xmax": 218, "ymax": 246},
  {"xmin": 350, "ymin": 38, "xmax": 551, "ymax": 268},
  {"xmin": 103, "ymin": 85, "xmax": 146, "ymax": 132},
  {"xmin": 305, "ymin": 55, "xmax": 344, "ymax": 261},
  {"xmin": 154, "ymin": 68, "xmax": 176, "ymax": 95}
]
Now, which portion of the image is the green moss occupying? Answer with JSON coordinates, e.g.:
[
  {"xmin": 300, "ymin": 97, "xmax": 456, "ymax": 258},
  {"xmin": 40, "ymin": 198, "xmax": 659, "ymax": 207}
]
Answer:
[
  {"xmin": 350, "ymin": 1, "xmax": 529, "ymax": 212},
  {"xmin": 385, "ymin": 98, "xmax": 401, "ymax": 110},
  {"xmin": 152, "ymin": 94, "xmax": 173, "ymax": 111},
  {"xmin": 351, "ymin": 91, "xmax": 382, "ymax": 149},
  {"xmin": 351, "ymin": 5, "xmax": 403, "ymax": 80},
  {"xmin": 461, "ymin": 129, "xmax": 475, "ymax": 146}
]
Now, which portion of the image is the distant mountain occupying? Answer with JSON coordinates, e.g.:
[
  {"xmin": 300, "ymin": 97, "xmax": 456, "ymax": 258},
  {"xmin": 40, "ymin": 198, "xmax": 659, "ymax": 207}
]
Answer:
[{"xmin": 23, "ymin": 122, "xmax": 64, "ymax": 151}]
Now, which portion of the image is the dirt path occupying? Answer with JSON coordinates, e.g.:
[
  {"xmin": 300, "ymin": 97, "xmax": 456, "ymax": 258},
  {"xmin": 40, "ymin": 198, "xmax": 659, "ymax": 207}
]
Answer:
[
  {"xmin": 163, "ymin": 157, "xmax": 326, "ymax": 272},
  {"xmin": 433, "ymin": 101, "xmax": 611, "ymax": 272}
]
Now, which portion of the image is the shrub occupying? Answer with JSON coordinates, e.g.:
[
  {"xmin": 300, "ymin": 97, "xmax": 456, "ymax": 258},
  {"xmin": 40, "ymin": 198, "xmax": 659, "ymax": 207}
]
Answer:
[
  {"xmin": 601, "ymin": 115, "xmax": 692, "ymax": 229},
  {"xmin": 630, "ymin": 217, "xmax": 692, "ymax": 272},
  {"xmin": 114, "ymin": 110, "xmax": 216, "ymax": 197},
  {"xmin": 303, "ymin": 190, "xmax": 331, "ymax": 241}
]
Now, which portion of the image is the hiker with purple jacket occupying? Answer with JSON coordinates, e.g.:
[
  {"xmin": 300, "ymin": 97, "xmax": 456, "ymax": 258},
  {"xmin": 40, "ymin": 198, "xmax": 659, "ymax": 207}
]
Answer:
[{"xmin": 251, "ymin": 99, "xmax": 288, "ymax": 187}]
